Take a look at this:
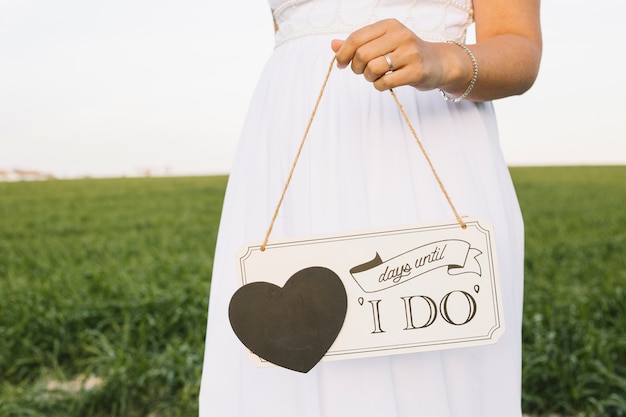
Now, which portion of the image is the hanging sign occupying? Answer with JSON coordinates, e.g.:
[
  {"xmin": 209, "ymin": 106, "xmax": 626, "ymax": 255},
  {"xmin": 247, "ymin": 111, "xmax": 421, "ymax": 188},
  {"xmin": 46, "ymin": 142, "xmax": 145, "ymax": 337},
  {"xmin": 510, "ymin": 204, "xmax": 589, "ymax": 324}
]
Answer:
[{"xmin": 228, "ymin": 217, "xmax": 505, "ymax": 373}]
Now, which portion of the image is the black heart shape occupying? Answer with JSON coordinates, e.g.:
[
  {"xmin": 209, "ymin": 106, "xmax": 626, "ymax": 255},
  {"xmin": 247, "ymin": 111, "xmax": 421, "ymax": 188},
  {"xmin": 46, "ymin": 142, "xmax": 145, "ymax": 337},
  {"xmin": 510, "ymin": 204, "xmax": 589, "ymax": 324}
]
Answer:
[{"xmin": 228, "ymin": 266, "xmax": 347, "ymax": 373}]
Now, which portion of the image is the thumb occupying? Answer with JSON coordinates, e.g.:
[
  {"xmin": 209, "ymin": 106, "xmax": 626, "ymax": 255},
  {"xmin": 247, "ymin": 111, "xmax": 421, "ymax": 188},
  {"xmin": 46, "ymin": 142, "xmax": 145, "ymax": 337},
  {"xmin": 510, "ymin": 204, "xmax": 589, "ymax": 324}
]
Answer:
[{"xmin": 331, "ymin": 39, "xmax": 344, "ymax": 52}]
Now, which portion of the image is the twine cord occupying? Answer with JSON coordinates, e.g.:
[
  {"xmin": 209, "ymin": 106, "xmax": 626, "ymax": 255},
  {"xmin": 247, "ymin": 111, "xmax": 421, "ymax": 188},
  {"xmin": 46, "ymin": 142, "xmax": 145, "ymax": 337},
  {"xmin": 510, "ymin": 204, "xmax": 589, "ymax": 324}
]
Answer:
[
  {"xmin": 389, "ymin": 89, "xmax": 466, "ymax": 229},
  {"xmin": 260, "ymin": 56, "xmax": 465, "ymax": 251},
  {"xmin": 260, "ymin": 57, "xmax": 337, "ymax": 251}
]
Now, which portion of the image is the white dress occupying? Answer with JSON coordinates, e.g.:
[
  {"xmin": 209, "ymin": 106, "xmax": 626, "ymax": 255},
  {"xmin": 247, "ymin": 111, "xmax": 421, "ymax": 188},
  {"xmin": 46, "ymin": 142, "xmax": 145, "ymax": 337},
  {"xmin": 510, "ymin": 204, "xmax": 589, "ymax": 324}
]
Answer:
[{"xmin": 200, "ymin": 0, "xmax": 525, "ymax": 416}]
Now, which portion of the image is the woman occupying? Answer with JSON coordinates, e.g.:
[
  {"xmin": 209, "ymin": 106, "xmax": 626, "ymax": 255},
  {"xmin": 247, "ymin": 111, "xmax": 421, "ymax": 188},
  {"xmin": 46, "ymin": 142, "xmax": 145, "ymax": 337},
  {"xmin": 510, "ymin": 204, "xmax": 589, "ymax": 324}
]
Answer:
[{"xmin": 200, "ymin": 0, "xmax": 542, "ymax": 416}]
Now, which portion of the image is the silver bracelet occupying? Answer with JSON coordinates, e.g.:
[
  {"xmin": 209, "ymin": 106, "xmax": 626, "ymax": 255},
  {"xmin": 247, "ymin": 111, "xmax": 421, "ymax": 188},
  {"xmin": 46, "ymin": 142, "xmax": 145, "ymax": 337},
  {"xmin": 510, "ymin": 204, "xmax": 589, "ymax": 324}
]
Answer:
[{"xmin": 440, "ymin": 40, "xmax": 479, "ymax": 103}]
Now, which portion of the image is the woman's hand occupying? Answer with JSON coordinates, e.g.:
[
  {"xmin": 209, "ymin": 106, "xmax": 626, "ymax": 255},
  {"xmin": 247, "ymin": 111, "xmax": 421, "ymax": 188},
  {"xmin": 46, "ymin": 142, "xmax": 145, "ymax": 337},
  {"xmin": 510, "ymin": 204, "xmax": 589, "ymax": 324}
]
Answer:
[
  {"xmin": 332, "ymin": 0, "xmax": 542, "ymax": 101},
  {"xmin": 331, "ymin": 19, "xmax": 470, "ymax": 94}
]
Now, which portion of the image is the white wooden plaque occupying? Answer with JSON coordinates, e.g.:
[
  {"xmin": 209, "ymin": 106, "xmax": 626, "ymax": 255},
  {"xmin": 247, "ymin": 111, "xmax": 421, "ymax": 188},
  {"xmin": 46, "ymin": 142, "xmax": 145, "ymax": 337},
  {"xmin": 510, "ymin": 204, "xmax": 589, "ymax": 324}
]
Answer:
[{"xmin": 231, "ymin": 217, "xmax": 505, "ymax": 370}]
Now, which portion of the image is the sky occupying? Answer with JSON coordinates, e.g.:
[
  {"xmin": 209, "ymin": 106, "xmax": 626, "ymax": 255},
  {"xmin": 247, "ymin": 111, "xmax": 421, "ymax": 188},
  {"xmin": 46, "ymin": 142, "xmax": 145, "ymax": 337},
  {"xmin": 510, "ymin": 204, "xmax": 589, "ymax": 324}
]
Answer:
[{"xmin": 1, "ymin": 0, "xmax": 624, "ymax": 179}]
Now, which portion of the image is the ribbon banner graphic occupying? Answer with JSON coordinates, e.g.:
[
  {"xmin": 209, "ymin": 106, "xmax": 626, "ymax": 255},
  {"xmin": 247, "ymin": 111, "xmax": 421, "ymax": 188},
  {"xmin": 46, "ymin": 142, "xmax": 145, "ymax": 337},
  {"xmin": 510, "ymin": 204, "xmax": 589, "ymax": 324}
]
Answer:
[{"xmin": 350, "ymin": 240, "xmax": 482, "ymax": 293}]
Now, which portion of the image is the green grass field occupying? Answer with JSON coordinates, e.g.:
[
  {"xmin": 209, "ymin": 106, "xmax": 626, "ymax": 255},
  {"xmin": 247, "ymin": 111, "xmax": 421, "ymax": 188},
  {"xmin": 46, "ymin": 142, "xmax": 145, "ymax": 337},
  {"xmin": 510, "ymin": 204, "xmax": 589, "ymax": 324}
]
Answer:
[{"xmin": 0, "ymin": 166, "xmax": 624, "ymax": 417}]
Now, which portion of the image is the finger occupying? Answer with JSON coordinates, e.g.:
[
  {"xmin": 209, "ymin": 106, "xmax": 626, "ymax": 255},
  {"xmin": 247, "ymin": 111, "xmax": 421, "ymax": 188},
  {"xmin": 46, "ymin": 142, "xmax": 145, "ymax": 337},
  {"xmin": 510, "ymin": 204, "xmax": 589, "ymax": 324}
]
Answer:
[
  {"xmin": 331, "ymin": 39, "xmax": 344, "ymax": 53},
  {"xmin": 362, "ymin": 53, "xmax": 397, "ymax": 82},
  {"xmin": 373, "ymin": 70, "xmax": 396, "ymax": 91},
  {"xmin": 334, "ymin": 21, "xmax": 387, "ymax": 69},
  {"xmin": 350, "ymin": 35, "xmax": 398, "ymax": 75}
]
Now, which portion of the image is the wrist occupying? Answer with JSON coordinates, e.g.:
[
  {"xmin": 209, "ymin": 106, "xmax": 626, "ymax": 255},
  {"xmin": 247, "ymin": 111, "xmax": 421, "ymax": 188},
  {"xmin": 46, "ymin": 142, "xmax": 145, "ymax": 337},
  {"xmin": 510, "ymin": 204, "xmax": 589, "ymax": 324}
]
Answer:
[{"xmin": 439, "ymin": 41, "xmax": 478, "ymax": 102}]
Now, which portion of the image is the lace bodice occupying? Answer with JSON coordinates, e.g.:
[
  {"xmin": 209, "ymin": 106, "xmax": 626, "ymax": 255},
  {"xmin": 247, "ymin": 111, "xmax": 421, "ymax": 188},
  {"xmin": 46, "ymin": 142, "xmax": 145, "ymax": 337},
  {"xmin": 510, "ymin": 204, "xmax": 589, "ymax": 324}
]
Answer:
[{"xmin": 270, "ymin": 0, "xmax": 474, "ymax": 47}]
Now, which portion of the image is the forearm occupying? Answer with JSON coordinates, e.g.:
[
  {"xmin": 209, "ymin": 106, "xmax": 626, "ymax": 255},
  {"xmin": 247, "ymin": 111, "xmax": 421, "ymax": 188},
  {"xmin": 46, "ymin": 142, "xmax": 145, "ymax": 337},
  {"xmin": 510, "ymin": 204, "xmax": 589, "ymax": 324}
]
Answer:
[
  {"xmin": 439, "ymin": 34, "xmax": 542, "ymax": 102},
  {"xmin": 333, "ymin": 0, "xmax": 542, "ymax": 100}
]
